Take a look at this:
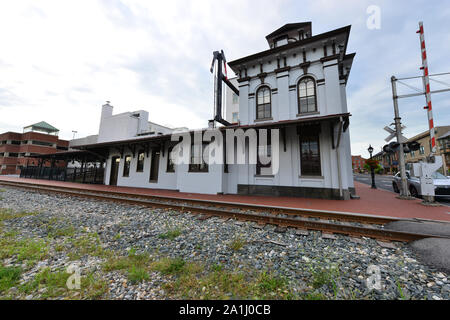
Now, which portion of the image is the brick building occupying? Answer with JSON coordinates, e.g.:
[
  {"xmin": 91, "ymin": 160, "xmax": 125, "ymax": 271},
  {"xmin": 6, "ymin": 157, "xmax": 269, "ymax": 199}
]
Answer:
[
  {"xmin": 437, "ymin": 131, "xmax": 450, "ymax": 175},
  {"xmin": 351, "ymin": 155, "xmax": 367, "ymax": 173},
  {"xmin": 0, "ymin": 122, "xmax": 69, "ymax": 175},
  {"xmin": 404, "ymin": 125, "xmax": 450, "ymax": 174}
]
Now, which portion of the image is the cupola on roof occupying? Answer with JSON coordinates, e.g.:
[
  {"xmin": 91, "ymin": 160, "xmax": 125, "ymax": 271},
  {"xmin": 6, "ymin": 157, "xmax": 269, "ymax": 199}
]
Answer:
[{"xmin": 266, "ymin": 22, "xmax": 312, "ymax": 48}]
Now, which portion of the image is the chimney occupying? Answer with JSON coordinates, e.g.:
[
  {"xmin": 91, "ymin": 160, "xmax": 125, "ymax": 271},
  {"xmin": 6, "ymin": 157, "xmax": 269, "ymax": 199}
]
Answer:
[{"xmin": 101, "ymin": 101, "xmax": 113, "ymax": 120}]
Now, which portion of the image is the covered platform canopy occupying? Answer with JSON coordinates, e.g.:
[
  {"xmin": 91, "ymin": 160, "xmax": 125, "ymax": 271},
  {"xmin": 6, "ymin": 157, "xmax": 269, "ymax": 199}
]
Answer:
[
  {"xmin": 26, "ymin": 150, "xmax": 105, "ymax": 163},
  {"xmin": 74, "ymin": 134, "xmax": 175, "ymax": 159},
  {"xmin": 72, "ymin": 112, "xmax": 351, "ymax": 156}
]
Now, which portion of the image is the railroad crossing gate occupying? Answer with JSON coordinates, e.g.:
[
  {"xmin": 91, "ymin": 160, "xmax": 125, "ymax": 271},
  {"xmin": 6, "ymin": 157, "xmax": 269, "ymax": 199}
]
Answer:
[{"xmin": 384, "ymin": 125, "xmax": 407, "ymax": 143}]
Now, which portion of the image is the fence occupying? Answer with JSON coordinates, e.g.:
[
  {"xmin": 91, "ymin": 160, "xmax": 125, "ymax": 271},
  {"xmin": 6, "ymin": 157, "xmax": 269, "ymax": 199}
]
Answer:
[{"xmin": 20, "ymin": 166, "xmax": 104, "ymax": 184}]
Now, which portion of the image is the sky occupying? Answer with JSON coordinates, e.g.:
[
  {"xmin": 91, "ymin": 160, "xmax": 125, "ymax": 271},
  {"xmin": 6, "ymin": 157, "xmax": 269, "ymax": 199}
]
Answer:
[{"xmin": 0, "ymin": 0, "xmax": 449, "ymax": 158}]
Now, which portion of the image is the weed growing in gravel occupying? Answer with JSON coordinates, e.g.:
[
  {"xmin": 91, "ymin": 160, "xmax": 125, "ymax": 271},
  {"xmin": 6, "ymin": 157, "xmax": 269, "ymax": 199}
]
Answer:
[
  {"xmin": 0, "ymin": 266, "xmax": 22, "ymax": 293},
  {"xmin": 0, "ymin": 208, "xmax": 38, "ymax": 223},
  {"xmin": 158, "ymin": 228, "xmax": 182, "ymax": 240},
  {"xmin": 162, "ymin": 264, "xmax": 294, "ymax": 300},
  {"xmin": 396, "ymin": 280, "xmax": 406, "ymax": 300},
  {"xmin": 211, "ymin": 263, "xmax": 223, "ymax": 272},
  {"xmin": 0, "ymin": 236, "xmax": 48, "ymax": 266},
  {"xmin": 309, "ymin": 264, "xmax": 340, "ymax": 290},
  {"xmin": 152, "ymin": 257, "xmax": 190, "ymax": 275},
  {"xmin": 103, "ymin": 250, "xmax": 151, "ymax": 284},
  {"xmin": 302, "ymin": 292, "xmax": 327, "ymax": 300},
  {"xmin": 128, "ymin": 266, "xmax": 149, "ymax": 283},
  {"xmin": 42, "ymin": 217, "xmax": 76, "ymax": 239},
  {"xmin": 228, "ymin": 237, "xmax": 246, "ymax": 251},
  {"xmin": 20, "ymin": 267, "xmax": 70, "ymax": 298},
  {"xmin": 103, "ymin": 251, "xmax": 151, "ymax": 272},
  {"xmin": 68, "ymin": 232, "xmax": 108, "ymax": 259},
  {"xmin": 19, "ymin": 267, "xmax": 108, "ymax": 300},
  {"xmin": 257, "ymin": 271, "xmax": 288, "ymax": 293}
]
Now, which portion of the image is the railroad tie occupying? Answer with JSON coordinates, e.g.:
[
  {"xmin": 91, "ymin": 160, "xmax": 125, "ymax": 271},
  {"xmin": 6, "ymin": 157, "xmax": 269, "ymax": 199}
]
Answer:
[
  {"xmin": 321, "ymin": 232, "xmax": 337, "ymax": 240},
  {"xmin": 295, "ymin": 229, "xmax": 308, "ymax": 236}
]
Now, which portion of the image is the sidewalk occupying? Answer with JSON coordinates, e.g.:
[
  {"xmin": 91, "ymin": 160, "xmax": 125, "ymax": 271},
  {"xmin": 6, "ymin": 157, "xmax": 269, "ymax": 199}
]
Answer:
[{"xmin": 1, "ymin": 176, "xmax": 449, "ymax": 222}]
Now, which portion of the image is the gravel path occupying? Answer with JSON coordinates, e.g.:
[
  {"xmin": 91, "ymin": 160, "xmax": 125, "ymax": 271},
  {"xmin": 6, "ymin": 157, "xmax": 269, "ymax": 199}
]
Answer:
[{"xmin": 0, "ymin": 186, "xmax": 449, "ymax": 300}]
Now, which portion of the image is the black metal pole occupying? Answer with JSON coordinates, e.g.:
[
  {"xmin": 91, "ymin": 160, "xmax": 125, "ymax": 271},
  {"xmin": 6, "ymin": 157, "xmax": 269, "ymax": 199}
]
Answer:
[{"xmin": 370, "ymin": 151, "xmax": 376, "ymax": 189}]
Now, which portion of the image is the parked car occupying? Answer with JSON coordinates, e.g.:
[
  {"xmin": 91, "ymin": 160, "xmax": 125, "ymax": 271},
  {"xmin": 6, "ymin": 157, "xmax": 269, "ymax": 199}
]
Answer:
[{"xmin": 392, "ymin": 170, "xmax": 450, "ymax": 198}]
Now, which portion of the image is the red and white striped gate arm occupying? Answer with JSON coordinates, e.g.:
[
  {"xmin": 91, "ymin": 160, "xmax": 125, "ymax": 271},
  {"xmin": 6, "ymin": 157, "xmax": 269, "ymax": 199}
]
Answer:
[{"xmin": 417, "ymin": 21, "xmax": 436, "ymax": 153}]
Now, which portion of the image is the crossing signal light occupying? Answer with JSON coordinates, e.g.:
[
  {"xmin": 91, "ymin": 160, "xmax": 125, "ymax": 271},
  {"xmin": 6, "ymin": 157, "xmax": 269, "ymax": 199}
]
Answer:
[
  {"xmin": 403, "ymin": 144, "xmax": 410, "ymax": 153},
  {"xmin": 408, "ymin": 141, "xmax": 421, "ymax": 151},
  {"xmin": 383, "ymin": 141, "xmax": 421, "ymax": 154},
  {"xmin": 383, "ymin": 141, "xmax": 400, "ymax": 154}
]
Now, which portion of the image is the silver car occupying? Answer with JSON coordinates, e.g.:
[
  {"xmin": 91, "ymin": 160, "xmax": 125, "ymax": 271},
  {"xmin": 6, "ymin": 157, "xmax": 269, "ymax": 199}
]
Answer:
[{"xmin": 392, "ymin": 170, "xmax": 450, "ymax": 198}]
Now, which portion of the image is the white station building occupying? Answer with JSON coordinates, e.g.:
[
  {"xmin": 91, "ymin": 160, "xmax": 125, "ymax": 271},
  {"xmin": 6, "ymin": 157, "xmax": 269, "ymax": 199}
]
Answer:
[{"xmin": 74, "ymin": 22, "xmax": 356, "ymax": 200}]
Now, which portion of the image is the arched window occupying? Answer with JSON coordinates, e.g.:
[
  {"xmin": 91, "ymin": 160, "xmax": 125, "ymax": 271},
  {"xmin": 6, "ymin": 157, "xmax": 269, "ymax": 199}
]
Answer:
[
  {"xmin": 298, "ymin": 77, "xmax": 317, "ymax": 114},
  {"xmin": 256, "ymin": 86, "xmax": 271, "ymax": 119}
]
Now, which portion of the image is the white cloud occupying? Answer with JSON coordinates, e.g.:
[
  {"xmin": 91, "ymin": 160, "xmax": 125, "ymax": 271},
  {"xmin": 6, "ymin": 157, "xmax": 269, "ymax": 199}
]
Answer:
[{"xmin": 0, "ymin": 0, "xmax": 449, "ymax": 161}]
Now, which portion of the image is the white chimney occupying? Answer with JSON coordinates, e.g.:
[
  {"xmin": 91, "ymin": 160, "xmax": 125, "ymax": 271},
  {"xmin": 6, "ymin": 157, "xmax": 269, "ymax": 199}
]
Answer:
[{"xmin": 101, "ymin": 101, "xmax": 113, "ymax": 120}]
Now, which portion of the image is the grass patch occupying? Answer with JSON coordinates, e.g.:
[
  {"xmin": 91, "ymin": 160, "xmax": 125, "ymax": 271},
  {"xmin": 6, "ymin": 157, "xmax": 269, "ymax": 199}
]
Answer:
[
  {"xmin": 0, "ymin": 236, "xmax": 48, "ymax": 266},
  {"xmin": 302, "ymin": 292, "xmax": 328, "ymax": 300},
  {"xmin": 153, "ymin": 258, "xmax": 293, "ymax": 300},
  {"xmin": 309, "ymin": 264, "xmax": 339, "ymax": 290},
  {"xmin": 20, "ymin": 267, "xmax": 70, "ymax": 298},
  {"xmin": 158, "ymin": 228, "xmax": 182, "ymax": 240},
  {"xmin": 164, "ymin": 267, "xmax": 293, "ymax": 299},
  {"xmin": 103, "ymin": 251, "xmax": 151, "ymax": 283},
  {"xmin": 151, "ymin": 257, "xmax": 198, "ymax": 275},
  {"xmin": 128, "ymin": 266, "xmax": 149, "ymax": 283},
  {"xmin": 0, "ymin": 208, "xmax": 38, "ymax": 222},
  {"xmin": 256, "ymin": 271, "xmax": 288, "ymax": 293},
  {"xmin": 19, "ymin": 267, "xmax": 107, "ymax": 300},
  {"xmin": 45, "ymin": 218, "xmax": 76, "ymax": 238},
  {"xmin": 228, "ymin": 237, "xmax": 246, "ymax": 251},
  {"xmin": 0, "ymin": 266, "xmax": 22, "ymax": 293},
  {"xmin": 103, "ymin": 252, "xmax": 150, "ymax": 272},
  {"xmin": 68, "ymin": 232, "xmax": 108, "ymax": 259}
]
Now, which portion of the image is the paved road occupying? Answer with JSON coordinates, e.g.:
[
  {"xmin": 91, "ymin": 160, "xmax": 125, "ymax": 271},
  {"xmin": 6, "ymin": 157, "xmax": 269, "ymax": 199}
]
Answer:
[
  {"xmin": 353, "ymin": 173, "xmax": 450, "ymax": 206},
  {"xmin": 353, "ymin": 173, "xmax": 395, "ymax": 192}
]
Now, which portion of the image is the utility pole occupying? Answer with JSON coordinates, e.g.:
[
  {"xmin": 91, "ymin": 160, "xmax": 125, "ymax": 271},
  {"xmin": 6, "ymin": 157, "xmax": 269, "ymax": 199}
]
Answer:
[{"xmin": 390, "ymin": 76, "xmax": 409, "ymax": 198}]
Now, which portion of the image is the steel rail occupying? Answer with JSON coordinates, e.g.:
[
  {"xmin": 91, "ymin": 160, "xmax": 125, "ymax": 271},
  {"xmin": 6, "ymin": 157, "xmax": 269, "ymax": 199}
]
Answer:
[
  {"xmin": 0, "ymin": 181, "xmax": 443, "ymax": 242},
  {"xmin": 0, "ymin": 180, "xmax": 398, "ymax": 225}
]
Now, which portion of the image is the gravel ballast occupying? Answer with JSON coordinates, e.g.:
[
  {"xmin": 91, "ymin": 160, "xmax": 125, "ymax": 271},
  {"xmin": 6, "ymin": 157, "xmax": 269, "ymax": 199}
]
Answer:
[{"xmin": 0, "ymin": 186, "xmax": 449, "ymax": 300}]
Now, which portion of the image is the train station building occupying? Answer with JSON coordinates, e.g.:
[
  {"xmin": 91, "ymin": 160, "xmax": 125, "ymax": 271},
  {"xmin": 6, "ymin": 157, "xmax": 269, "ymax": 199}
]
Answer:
[{"xmin": 20, "ymin": 22, "xmax": 357, "ymax": 200}]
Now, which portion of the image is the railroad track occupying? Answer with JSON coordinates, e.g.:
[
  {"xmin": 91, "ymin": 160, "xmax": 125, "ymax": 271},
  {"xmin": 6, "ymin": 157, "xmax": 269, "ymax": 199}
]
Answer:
[{"xmin": 0, "ymin": 180, "xmax": 445, "ymax": 243}]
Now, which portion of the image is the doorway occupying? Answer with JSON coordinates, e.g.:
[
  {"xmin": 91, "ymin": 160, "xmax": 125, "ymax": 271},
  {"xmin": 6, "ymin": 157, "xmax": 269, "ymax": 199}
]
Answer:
[
  {"xmin": 110, "ymin": 156, "xmax": 120, "ymax": 185},
  {"xmin": 149, "ymin": 150, "xmax": 160, "ymax": 182}
]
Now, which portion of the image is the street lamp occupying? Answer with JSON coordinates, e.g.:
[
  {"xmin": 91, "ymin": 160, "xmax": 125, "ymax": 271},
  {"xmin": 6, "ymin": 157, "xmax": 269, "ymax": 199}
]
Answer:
[{"xmin": 367, "ymin": 145, "xmax": 377, "ymax": 189}]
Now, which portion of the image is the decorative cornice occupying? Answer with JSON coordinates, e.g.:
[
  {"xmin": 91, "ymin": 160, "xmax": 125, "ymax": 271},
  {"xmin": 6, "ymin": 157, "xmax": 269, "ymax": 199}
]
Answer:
[
  {"xmin": 323, "ymin": 62, "xmax": 339, "ymax": 68},
  {"xmin": 257, "ymin": 72, "xmax": 267, "ymax": 83},
  {"xmin": 228, "ymin": 25, "xmax": 351, "ymax": 68},
  {"xmin": 274, "ymin": 66, "xmax": 291, "ymax": 73},
  {"xmin": 237, "ymin": 76, "xmax": 251, "ymax": 83},
  {"xmin": 299, "ymin": 61, "xmax": 311, "ymax": 74},
  {"xmin": 320, "ymin": 54, "xmax": 339, "ymax": 63}
]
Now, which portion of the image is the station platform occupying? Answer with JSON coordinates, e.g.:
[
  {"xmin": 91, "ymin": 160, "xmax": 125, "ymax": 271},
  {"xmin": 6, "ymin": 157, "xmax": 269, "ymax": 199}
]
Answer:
[{"xmin": 1, "ymin": 176, "xmax": 449, "ymax": 222}]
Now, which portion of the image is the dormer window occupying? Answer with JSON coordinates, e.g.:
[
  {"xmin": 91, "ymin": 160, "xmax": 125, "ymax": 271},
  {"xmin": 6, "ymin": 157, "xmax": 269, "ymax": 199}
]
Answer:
[
  {"xmin": 298, "ymin": 77, "xmax": 317, "ymax": 114},
  {"xmin": 256, "ymin": 86, "xmax": 271, "ymax": 120}
]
